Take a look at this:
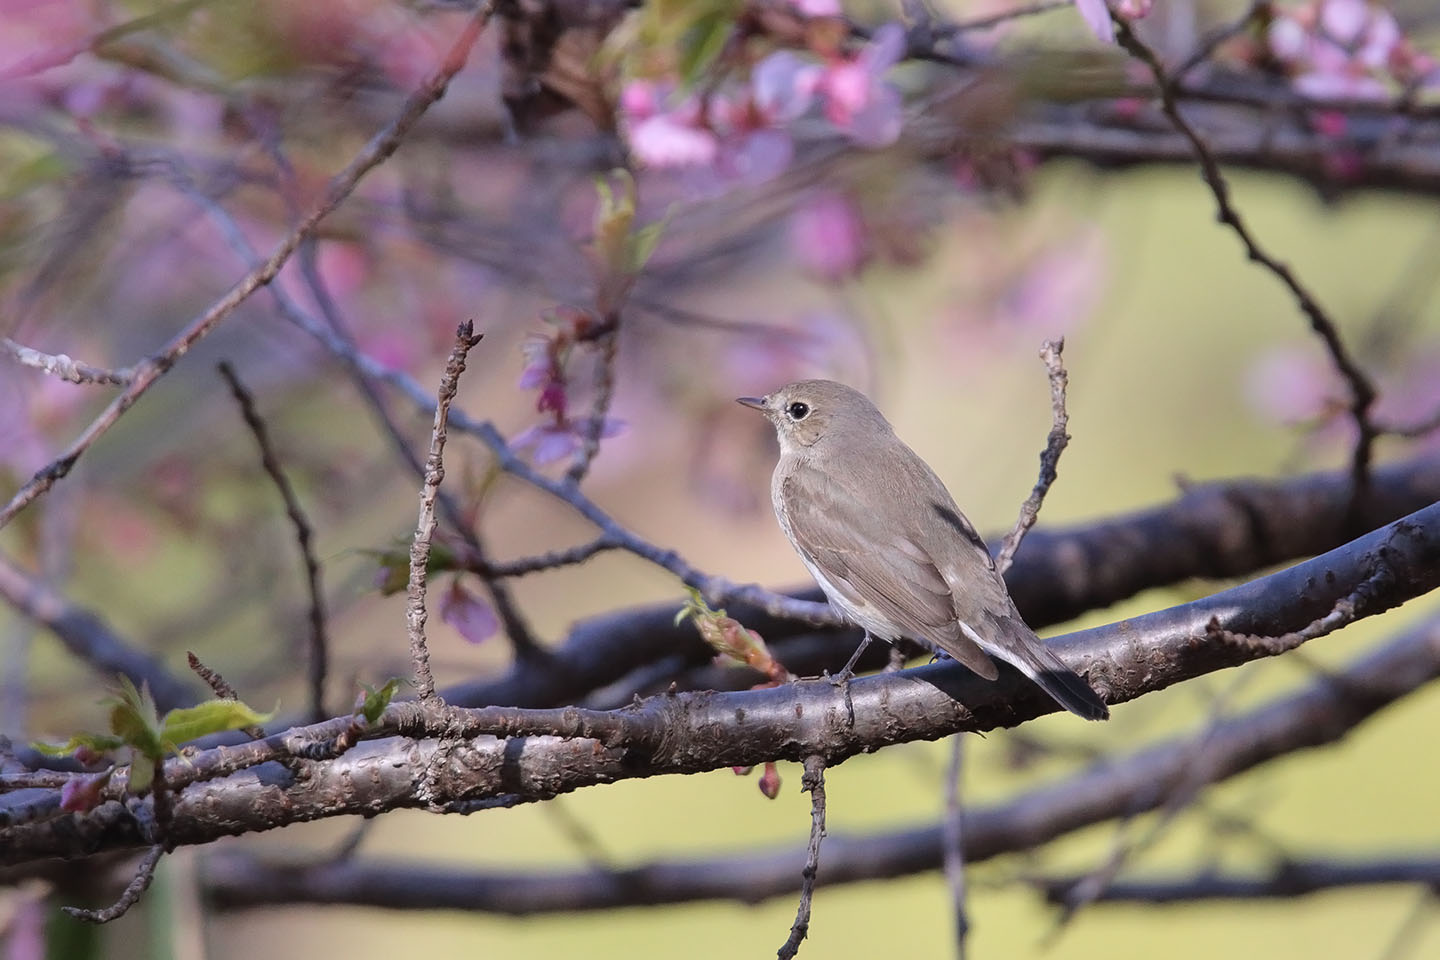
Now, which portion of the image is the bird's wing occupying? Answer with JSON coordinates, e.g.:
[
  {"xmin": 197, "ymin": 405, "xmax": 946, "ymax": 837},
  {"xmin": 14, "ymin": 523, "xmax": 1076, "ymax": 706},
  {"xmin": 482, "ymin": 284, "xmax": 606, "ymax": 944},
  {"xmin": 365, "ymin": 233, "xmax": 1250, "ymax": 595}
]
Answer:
[{"xmin": 780, "ymin": 467, "xmax": 999, "ymax": 680}]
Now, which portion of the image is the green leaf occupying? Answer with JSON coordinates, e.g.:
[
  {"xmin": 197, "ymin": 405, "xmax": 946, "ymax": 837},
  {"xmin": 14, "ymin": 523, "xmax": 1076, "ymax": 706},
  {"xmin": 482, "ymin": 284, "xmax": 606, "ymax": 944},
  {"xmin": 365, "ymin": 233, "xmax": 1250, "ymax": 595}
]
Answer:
[
  {"xmin": 159, "ymin": 699, "xmax": 274, "ymax": 748},
  {"xmin": 677, "ymin": 5, "xmax": 736, "ymax": 89},
  {"xmin": 105, "ymin": 676, "xmax": 163, "ymax": 761},
  {"xmin": 358, "ymin": 678, "xmax": 403, "ymax": 724},
  {"xmin": 31, "ymin": 732, "xmax": 127, "ymax": 757},
  {"xmin": 628, "ymin": 218, "xmax": 667, "ymax": 274}
]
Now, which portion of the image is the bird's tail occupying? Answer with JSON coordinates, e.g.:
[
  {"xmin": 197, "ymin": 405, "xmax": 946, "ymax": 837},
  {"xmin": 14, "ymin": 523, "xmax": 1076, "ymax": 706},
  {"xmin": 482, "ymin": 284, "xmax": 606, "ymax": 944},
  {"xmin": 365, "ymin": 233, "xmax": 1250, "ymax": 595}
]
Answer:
[{"xmin": 979, "ymin": 614, "xmax": 1109, "ymax": 721}]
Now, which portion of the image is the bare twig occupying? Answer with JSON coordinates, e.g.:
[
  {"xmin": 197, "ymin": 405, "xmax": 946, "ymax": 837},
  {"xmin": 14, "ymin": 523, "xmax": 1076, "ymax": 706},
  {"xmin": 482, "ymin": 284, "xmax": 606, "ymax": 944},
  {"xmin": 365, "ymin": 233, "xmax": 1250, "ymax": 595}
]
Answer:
[
  {"xmin": 160, "ymin": 154, "xmax": 544, "ymax": 661},
  {"xmin": 942, "ymin": 737, "xmax": 970, "ymax": 960},
  {"xmin": 0, "ymin": 338, "xmax": 130, "ymax": 385},
  {"xmin": 186, "ymin": 652, "xmax": 266, "ymax": 740},
  {"xmin": 0, "ymin": 3, "xmax": 495, "ymax": 531},
  {"xmin": 1112, "ymin": 17, "xmax": 1379, "ymax": 520},
  {"xmin": 63, "ymin": 845, "xmax": 164, "ymax": 923},
  {"xmin": 996, "ymin": 338, "xmax": 1070, "ymax": 576},
  {"xmin": 566, "ymin": 313, "xmax": 621, "ymax": 486},
  {"xmin": 467, "ymin": 537, "xmax": 620, "ymax": 579},
  {"xmin": 216, "ymin": 362, "xmax": 329, "ymax": 722},
  {"xmin": 778, "ymin": 755, "xmax": 828, "ymax": 960},
  {"xmin": 407, "ymin": 323, "xmax": 484, "ymax": 701}
]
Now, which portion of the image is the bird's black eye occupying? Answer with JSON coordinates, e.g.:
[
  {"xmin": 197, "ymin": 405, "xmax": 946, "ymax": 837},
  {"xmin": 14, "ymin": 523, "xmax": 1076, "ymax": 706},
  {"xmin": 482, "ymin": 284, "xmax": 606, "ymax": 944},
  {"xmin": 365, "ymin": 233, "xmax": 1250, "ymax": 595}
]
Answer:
[{"xmin": 786, "ymin": 401, "xmax": 810, "ymax": 420}]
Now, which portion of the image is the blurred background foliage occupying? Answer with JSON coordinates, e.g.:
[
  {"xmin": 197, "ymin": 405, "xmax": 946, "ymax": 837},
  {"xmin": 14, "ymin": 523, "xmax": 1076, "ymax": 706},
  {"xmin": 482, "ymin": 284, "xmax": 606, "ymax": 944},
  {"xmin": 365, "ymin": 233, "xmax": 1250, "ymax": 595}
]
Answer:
[{"xmin": 2, "ymin": 0, "xmax": 1440, "ymax": 957}]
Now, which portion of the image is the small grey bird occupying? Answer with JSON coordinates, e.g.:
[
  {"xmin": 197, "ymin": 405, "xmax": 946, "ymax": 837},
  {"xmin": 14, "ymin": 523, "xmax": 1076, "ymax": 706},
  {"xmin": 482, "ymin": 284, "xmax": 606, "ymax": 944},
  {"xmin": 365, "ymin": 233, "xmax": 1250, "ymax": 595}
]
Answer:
[{"xmin": 738, "ymin": 380, "xmax": 1108, "ymax": 720}]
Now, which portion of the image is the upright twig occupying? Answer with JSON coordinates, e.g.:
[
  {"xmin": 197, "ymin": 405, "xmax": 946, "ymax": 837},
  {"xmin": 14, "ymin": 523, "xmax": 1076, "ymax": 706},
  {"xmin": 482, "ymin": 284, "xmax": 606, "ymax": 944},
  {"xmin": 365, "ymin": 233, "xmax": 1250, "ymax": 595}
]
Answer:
[
  {"xmin": 63, "ymin": 845, "xmax": 164, "ymax": 923},
  {"xmin": 187, "ymin": 652, "xmax": 266, "ymax": 740},
  {"xmin": 163, "ymin": 156, "xmax": 545, "ymax": 660},
  {"xmin": 996, "ymin": 339, "xmax": 1070, "ymax": 577},
  {"xmin": 566, "ymin": 314, "xmax": 621, "ymax": 486},
  {"xmin": 778, "ymin": 755, "xmax": 828, "ymax": 960},
  {"xmin": 0, "ymin": 2, "xmax": 495, "ymax": 531},
  {"xmin": 216, "ymin": 362, "xmax": 330, "ymax": 722},
  {"xmin": 1112, "ymin": 17, "xmax": 1379, "ymax": 522},
  {"xmin": 407, "ymin": 323, "xmax": 484, "ymax": 701},
  {"xmin": 942, "ymin": 737, "xmax": 970, "ymax": 959}
]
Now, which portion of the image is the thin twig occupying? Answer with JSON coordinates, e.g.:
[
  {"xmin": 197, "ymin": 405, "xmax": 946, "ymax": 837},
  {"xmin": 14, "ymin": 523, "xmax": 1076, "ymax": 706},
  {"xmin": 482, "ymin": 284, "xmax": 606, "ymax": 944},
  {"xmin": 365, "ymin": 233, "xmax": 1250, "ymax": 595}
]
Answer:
[
  {"xmin": 0, "ymin": 338, "xmax": 131, "ymax": 385},
  {"xmin": 566, "ymin": 313, "xmax": 621, "ymax": 486},
  {"xmin": 216, "ymin": 362, "xmax": 330, "ymax": 722},
  {"xmin": 161, "ymin": 153, "xmax": 544, "ymax": 660},
  {"xmin": 0, "ymin": 3, "xmax": 495, "ymax": 531},
  {"xmin": 1173, "ymin": 1, "xmax": 1271, "ymax": 80},
  {"xmin": 942, "ymin": 736, "xmax": 970, "ymax": 960},
  {"xmin": 778, "ymin": 755, "xmax": 828, "ymax": 960},
  {"xmin": 996, "ymin": 338, "xmax": 1070, "ymax": 576},
  {"xmin": 465, "ymin": 536, "xmax": 619, "ymax": 578},
  {"xmin": 63, "ymin": 845, "xmax": 164, "ymax": 923},
  {"xmin": 407, "ymin": 323, "xmax": 484, "ymax": 701},
  {"xmin": 1112, "ymin": 17, "xmax": 1379, "ymax": 523},
  {"xmin": 943, "ymin": 0, "xmax": 1070, "ymax": 35},
  {"xmin": 186, "ymin": 651, "xmax": 266, "ymax": 740}
]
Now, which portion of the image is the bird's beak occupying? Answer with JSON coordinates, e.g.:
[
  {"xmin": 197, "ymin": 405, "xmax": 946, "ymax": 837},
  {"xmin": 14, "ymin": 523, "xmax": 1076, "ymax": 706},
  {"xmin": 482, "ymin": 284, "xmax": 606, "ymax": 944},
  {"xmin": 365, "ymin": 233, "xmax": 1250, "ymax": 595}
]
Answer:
[{"xmin": 736, "ymin": 396, "xmax": 767, "ymax": 411}]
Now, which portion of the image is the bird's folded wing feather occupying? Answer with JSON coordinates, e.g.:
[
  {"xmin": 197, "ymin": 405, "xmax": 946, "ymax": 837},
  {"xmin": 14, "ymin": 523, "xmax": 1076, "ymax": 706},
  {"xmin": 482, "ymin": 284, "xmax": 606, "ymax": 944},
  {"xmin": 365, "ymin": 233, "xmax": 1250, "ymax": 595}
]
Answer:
[{"xmin": 781, "ymin": 467, "xmax": 999, "ymax": 679}]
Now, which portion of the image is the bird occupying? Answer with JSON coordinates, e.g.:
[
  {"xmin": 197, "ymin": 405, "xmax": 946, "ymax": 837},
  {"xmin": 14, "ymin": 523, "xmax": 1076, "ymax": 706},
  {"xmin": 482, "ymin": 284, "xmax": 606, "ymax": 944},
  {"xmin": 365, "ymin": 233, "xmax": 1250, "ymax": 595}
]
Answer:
[{"xmin": 737, "ymin": 379, "xmax": 1108, "ymax": 720}]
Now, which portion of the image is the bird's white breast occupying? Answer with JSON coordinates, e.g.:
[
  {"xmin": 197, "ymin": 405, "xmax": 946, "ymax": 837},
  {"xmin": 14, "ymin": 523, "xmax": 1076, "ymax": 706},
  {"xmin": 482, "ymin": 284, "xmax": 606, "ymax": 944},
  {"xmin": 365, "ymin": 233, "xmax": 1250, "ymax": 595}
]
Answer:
[{"xmin": 771, "ymin": 461, "xmax": 902, "ymax": 641}]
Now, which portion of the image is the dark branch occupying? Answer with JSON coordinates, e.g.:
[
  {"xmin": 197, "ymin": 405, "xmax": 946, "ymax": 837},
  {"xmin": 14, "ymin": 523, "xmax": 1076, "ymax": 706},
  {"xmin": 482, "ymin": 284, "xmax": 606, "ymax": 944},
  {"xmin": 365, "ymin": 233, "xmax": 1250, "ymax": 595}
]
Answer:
[
  {"xmin": 6, "ymin": 501, "xmax": 1440, "ymax": 865},
  {"xmin": 1034, "ymin": 854, "xmax": 1440, "ymax": 904},
  {"xmin": 217, "ymin": 362, "xmax": 330, "ymax": 722},
  {"xmin": 203, "ymin": 611, "xmax": 1440, "ymax": 914}
]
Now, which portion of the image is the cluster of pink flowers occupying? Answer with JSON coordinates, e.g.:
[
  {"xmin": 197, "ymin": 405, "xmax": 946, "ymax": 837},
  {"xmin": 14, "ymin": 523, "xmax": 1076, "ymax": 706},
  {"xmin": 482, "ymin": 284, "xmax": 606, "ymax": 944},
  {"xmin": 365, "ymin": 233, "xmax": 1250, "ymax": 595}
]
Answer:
[
  {"xmin": 620, "ymin": 23, "xmax": 905, "ymax": 179},
  {"xmin": 1268, "ymin": 0, "xmax": 1439, "ymax": 101},
  {"xmin": 512, "ymin": 307, "xmax": 625, "ymax": 465}
]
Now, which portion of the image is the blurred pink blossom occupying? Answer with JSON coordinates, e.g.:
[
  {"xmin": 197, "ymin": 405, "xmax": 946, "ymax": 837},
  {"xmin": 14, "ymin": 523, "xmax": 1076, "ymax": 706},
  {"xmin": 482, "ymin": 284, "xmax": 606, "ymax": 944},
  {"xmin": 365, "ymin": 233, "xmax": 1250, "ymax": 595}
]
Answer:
[
  {"xmin": 1268, "ymin": 0, "xmax": 1436, "ymax": 101},
  {"xmin": 440, "ymin": 580, "xmax": 499, "ymax": 645},
  {"xmin": 1074, "ymin": 0, "xmax": 1114, "ymax": 44},
  {"xmin": 620, "ymin": 23, "xmax": 906, "ymax": 175},
  {"xmin": 511, "ymin": 417, "xmax": 626, "ymax": 465},
  {"xmin": 790, "ymin": 0, "xmax": 842, "ymax": 15},
  {"xmin": 815, "ymin": 23, "xmax": 905, "ymax": 146},
  {"xmin": 789, "ymin": 189, "xmax": 868, "ymax": 281},
  {"xmin": 1244, "ymin": 345, "xmax": 1342, "ymax": 425}
]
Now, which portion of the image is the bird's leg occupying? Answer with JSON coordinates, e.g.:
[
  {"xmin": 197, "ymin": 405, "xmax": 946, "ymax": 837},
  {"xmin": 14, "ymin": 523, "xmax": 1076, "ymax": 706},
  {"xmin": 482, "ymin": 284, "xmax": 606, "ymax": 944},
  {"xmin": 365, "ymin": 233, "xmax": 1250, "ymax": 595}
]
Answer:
[{"xmin": 831, "ymin": 632, "xmax": 874, "ymax": 684}]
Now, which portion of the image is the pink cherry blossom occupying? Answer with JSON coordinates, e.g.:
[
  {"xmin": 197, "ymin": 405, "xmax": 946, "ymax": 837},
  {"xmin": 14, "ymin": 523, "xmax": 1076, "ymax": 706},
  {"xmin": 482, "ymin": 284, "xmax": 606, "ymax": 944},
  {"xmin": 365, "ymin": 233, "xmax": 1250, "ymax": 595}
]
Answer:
[
  {"xmin": 1266, "ymin": 0, "xmax": 1432, "ymax": 102},
  {"xmin": 815, "ymin": 23, "xmax": 905, "ymax": 147},
  {"xmin": 789, "ymin": 0, "xmax": 842, "ymax": 15},
  {"xmin": 789, "ymin": 189, "xmax": 869, "ymax": 281},
  {"xmin": 1074, "ymin": 0, "xmax": 1114, "ymax": 44},
  {"xmin": 440, "ymin": 581, "xmax": 499, "ymax": 645},
  {"xmin": 511, "ymin": 417, "xmax": 626, "ymax": 465}
]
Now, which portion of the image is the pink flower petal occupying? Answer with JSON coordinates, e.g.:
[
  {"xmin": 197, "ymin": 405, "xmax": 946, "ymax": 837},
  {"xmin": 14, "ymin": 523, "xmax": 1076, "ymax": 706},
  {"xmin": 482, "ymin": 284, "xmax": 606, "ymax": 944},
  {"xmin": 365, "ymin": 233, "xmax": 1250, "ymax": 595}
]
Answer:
[
  {"xmin": 440, "ymin": 581, "xmax": 499, "ymax": 645},
  {"xmin": 752, "ymin": 51, "xmax": 820, "ymax": 123},
  {"xmin": 627, "ymin": 114, "xmax": 718, "ymax": 168},
  {"xmin": 1074, "ymin": 0, "xmax": 1115, "ymax": 44}
]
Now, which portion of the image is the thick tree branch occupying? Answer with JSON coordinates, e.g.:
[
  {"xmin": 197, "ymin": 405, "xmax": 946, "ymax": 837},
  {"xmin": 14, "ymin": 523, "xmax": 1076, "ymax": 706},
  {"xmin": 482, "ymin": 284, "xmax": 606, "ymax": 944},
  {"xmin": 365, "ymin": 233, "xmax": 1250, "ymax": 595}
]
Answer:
[
  {"xmin": 202, "ymin": 613, "xmax": 1440, "ymax": 914},
  {"xmin": 1033, "ymin": 855, "xmax": 1440, "ymax": 904},
  {"xmin": 4, "ymin": 501, "xmax": 1439, "ymax": 865}
]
